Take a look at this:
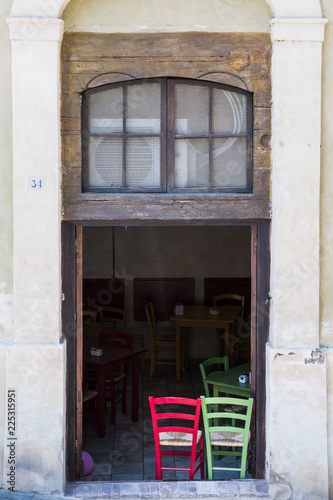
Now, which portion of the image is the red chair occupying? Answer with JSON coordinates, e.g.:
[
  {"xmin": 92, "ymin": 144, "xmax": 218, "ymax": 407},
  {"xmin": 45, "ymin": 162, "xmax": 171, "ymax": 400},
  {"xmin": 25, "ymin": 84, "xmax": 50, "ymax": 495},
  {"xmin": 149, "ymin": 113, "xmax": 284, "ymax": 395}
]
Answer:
[
  {"xmin": 85, "ymin": 331, "xmax": 133, "ymax": 424},
  {"xmin": 149, "ymin": 396, "xmax": 204, "ymax": 480}
]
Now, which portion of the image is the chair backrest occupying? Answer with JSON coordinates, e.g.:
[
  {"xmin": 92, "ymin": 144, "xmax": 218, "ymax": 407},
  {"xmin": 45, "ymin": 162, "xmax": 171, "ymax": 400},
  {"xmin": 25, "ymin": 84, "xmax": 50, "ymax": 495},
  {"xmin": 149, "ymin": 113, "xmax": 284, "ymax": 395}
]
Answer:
[
  {"xmin": 98, "ymin": 306, "xmax": 127, "ymax": 333},
  {"xmin": 201, "ymin": 395, "xmax": 253, "ymax": 446},
  {"xmin": 212, "ymin": 294, "xmax": 245, "ymax": 319},
  {"xmin": 199, "ymin": 356, "xmax": 229, "ymax": 397},
  {"xmin": 99, "ymin": 330, "xmax": 133, "ymax": 347},
  {"xmin": 149, "ymin": 395, "xmax": 202, "ymax": 448},
  {"xmin": 145, "ymin": 302, "xmax": 157, "ymax": 342},
  {"xmin": 83, "ymin": 310, "xmax": 97, "ymax": 337}
]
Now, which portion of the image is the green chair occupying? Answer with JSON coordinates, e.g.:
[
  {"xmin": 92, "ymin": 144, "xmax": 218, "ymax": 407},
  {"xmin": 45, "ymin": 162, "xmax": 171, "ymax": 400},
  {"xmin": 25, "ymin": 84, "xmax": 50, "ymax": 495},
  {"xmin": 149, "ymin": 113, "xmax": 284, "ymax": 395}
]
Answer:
[
  {"xmin": 199, "ymin": 356, "xmax": 229, "ymax": 398},
  {"xmin": 200, "ymin": 396, "xmax": 253, "ymax": 479}
]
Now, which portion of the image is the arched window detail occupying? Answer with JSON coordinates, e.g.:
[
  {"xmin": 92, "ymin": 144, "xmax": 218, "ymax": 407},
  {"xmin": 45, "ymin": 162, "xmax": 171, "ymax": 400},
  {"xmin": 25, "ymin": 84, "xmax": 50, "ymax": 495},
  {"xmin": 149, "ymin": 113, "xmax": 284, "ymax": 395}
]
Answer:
[{"xmin": 82, "ymin": 78, "xmax": 253, "ymax": 193}]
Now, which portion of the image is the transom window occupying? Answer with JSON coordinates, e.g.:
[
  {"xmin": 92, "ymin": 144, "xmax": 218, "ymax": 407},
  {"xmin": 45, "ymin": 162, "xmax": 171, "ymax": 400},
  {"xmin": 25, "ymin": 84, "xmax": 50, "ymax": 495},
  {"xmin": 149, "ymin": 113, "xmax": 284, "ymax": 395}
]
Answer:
[{"xmin": 82, "ymin": 78, "xmax": 253, "ymax": 193}]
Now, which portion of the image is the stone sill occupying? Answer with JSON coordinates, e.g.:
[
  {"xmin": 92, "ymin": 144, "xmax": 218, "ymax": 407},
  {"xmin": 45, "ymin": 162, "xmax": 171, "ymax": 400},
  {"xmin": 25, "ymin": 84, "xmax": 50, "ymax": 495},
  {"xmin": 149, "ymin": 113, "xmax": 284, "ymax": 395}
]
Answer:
[{"xmin": 65, "ymin": 479, "xmax": 270, "ymax": 499}]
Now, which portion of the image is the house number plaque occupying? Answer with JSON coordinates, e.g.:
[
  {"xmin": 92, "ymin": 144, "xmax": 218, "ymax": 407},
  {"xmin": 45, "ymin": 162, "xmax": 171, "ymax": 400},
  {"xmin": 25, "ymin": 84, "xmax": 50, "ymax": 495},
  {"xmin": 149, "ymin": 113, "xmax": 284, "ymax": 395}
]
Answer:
[{"xmin": 27, "ymin": 177, "xmax": 46, "ymax": 190}]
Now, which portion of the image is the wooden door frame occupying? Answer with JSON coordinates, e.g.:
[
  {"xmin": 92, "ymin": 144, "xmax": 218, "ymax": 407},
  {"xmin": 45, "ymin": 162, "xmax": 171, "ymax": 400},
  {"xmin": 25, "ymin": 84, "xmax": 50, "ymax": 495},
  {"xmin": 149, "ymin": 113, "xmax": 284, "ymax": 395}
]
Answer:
[{"xmin": 62, "ymin": 218, "xmax": 270, "ymax": 482}]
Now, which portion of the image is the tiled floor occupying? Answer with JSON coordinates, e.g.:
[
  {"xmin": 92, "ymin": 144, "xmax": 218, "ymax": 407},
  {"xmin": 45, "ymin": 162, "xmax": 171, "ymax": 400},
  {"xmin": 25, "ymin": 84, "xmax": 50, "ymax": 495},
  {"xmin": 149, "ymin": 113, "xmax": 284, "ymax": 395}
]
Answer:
[{"xmin": 82, "ymin": 360, "xmax": 253, "ymax": 483}]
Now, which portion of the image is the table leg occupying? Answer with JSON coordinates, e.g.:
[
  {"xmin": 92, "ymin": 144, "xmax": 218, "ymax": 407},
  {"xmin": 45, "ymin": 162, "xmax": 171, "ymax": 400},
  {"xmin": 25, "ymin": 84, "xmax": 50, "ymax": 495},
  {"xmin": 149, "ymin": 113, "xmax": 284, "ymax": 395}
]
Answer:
[
  {"xmin": 229, "ymin": 321, "xmax": 237, "ymax": 368},
  {"xmin": 176, "ymin": 323, "xmax": 181, "ymax": 382},
  {"xmin": 224, "ymin": 325, "xmax": 230, "ymax": 363},
  {"xmin": 131, "ymin": 356, "xmax": 139, "ymax": 422},
  {"xmin": 184, "ymin": 327, "xmax": 189, "ymax": 369},
  {"xmin": 97, "ymin": 369, "xmax": 105, "ymax": 438}
]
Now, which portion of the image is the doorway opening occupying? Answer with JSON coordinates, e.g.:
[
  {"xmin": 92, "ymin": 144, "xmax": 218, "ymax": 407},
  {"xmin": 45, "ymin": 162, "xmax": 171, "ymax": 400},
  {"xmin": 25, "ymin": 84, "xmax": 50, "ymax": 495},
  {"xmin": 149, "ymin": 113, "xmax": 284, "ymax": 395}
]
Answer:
[{"xmin": 62, "ymin": 221, "xmax": 270, "ymax": 483}]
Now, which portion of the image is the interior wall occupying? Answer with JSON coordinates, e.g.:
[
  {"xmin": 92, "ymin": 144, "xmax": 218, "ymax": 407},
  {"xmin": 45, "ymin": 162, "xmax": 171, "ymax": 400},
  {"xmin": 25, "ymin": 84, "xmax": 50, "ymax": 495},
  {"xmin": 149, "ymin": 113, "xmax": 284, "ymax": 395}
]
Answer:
[{"xmin": 83, "ymin": 225, "xmax": 251, "ymax": 358}]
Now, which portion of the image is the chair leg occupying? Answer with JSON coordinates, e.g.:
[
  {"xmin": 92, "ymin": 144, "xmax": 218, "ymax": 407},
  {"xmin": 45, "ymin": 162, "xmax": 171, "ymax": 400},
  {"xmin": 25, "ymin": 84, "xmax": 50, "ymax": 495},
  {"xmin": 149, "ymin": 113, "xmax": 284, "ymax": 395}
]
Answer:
[
  {"xmin": 205, "ymin": 441, "xmax": 214, "ymax": 480},
  {"xmin": 240, "ymin": 444, "xmax": 248, "ymax": 479},
  {"xmin": 121, "ymin": 377, "xmax": 127, "ymax": 415},
  {"xmin": 140, "ymin": 353, "xmax": 145, "ymax": 371},
  {"xmin": 217, "ymin": 331, "xmax": 221, "ymax": 356},
  {"xmin": 110, "ymin": 382, "xmax": 116, "ymax": 425},
  {"xmin": 155, "ymin": 446, "xmax": 162, "ymax": 480},
  {"xmin": 200, "ymin": 439, "xmax": 205, "ymax": 479},
  {"xmin": 150, "ymin": 349, "xmax": 156, "ymax": 378},
  {"xmin": 183, "ymin": 328, "xmax": 189, "ymax": 369},
  {"xmin": 139, "ymin": 338, "xmax": 145, "ymax": 371}
]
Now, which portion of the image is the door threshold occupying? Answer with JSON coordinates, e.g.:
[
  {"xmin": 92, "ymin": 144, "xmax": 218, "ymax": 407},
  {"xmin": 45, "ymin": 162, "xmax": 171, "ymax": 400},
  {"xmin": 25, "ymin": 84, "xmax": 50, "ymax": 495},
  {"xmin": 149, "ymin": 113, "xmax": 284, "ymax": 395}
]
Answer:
[{"xmin": 65, "ymin": 479, "xmax": 270, "ymax": 499}]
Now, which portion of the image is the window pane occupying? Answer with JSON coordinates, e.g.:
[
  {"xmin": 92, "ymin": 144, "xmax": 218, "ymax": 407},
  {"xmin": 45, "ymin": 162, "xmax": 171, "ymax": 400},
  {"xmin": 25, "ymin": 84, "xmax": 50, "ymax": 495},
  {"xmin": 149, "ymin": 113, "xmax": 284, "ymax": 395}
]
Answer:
[
  {"xmin": 175, "ymin": 139, "xmax": 209, "ymax": 188},
  {"xmin": 212, "ymin": 137, "xmax": 247, "ymax": 187},
  {"xmin": 88, "ymin": 87, "xmax": 123, "ymax": 133},
  {"xmin": 212, "ymin": 89, "xmax": 247, "ymax": 134},
  {"xmin": 175, "ymin": 85, "xmax": 209, "ymax": 135},
  {"xmin": 87, "ymin": 137, "xmax": 123, "ymax": 187},
  {"xmin": 126, "ymin": 137, "xmax": 161, "ymax": 187},
  {"xmin": 127, "ymin": 83, "xmax": 161, "ymax": 133}
]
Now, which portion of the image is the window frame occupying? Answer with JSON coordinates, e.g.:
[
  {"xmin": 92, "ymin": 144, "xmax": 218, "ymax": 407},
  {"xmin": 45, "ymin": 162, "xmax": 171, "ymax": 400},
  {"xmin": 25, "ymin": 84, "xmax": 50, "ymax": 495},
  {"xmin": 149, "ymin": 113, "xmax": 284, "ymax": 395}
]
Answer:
[{"xmin": 82, "ymin": 77, "xmax": 254, "ymax": 194}]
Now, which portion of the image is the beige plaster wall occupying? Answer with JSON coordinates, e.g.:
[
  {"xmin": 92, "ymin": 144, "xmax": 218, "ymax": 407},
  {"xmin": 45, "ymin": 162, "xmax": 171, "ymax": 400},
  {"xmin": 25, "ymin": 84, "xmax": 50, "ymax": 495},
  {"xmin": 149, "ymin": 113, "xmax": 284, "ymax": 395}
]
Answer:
[
  {"xmin": 5, "ymin": 343, "xmax": 66, "ymax": 493},
  {"xmin": 0, "ymin": 0, "xmax": 13, "ymax": 490},
  {"xmin": 0, "ymin": 1, "xmax": 66, "ymax": 492},
  {"xmin": 321, "ymin": 1, "xmax": 333, "ymax": 348},
  {"xmin": 63, "ymin": 0, "xmax": 272, "ymax": 33},
  {"xmin": 327, "ymin": 349, "xmax": 333, "ymax": 498},
  {"xmin": 320, "ymin": 1, "xmax": 333, "ymax": 496},
  {"xmin": 267, "ymin": 347, "xmax": 328, "ymax": 499},
  {"xmin": 83, "ymin": 226, "xmax": 251, "ymax": 358},
  {"xmin": 0, "ymin": 0, "xmax": 13, "ymax": 345}
]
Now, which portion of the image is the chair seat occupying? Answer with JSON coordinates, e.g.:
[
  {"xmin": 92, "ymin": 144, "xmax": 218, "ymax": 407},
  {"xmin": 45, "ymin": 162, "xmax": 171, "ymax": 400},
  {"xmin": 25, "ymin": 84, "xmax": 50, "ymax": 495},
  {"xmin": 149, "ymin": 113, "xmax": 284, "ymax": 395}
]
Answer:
[
  {"xmin": 83, "ymin": 389, "xmax": 98, "ymax": 403},
  {"xmin": 130, "ymin": 332, "xmax": 145, "ymax": 340},
  {"xmin": 155, "ymin": 333, "xmax": 177, "ymax": 343},
  {"xmin": 222, "ymin": 404, "xmax": 247, "ymax": 413},
  {"xmin": 105, "ymin": 371, "xmax": 126, "ymax": 383},
  {"xmin": 208, "ymin": 402, "xmax": 246, "ymax": 413},
  {"xmin": 159, "ymin": 430, "xmax": 203, "ymax": 447},
  {"xmin": 85, "ymin": 371, "xmax": 126, "ymax": 384},
  {"xmin": 210, "ymin": 430, "xmax": 251, "ymax": 447}
]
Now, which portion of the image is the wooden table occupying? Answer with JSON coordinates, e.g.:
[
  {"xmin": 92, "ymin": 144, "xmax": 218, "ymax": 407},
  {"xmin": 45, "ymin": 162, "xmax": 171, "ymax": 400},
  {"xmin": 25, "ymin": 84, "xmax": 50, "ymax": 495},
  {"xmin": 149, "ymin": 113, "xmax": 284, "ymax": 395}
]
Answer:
[
  {"xmin": 83, "ymin": 338, "xmax": 147, "ymax": 437},
  {"xmin": 169, "ymin": 305, "xmax": 241, "ymax": 382},
  {"xmin": 206, "ymin": 362, "xmax": 251, "ymax": 398}
]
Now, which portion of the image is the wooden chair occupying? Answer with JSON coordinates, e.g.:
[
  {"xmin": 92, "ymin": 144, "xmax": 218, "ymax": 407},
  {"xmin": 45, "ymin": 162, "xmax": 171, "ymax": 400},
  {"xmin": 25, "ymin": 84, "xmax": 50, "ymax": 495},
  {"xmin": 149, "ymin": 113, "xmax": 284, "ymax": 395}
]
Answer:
[
  {"xmin": 83, "ymin": 362, "xmax": 99, "ymax": 426},
  {"xmin": 83, "ymin": 310, "xmax": 97, "ymax": 337},
  {"xmin": 85, "ymin": 331, "xmax": 133, "ymax": 425},
  {"xmin": 149, "ymin": 396, "xmax": 204, "ymax": 480},
  {"xmin": 201, "ymin": 396, "xmax": 253, "ymax": 479},
  {"xmin": 145, "ymin": 302, "xmax": 183, "ymax": 378},
  {"xmin": 98, "ymin": 305, "xmax": 145, "ymax": 371},
  {"xmin": 212, "ymin": 294, "xmax": 245, "ymax": 359},
  {"xmin": 83, "ymin": 389, "xmax": 99, "ymax": 426}
]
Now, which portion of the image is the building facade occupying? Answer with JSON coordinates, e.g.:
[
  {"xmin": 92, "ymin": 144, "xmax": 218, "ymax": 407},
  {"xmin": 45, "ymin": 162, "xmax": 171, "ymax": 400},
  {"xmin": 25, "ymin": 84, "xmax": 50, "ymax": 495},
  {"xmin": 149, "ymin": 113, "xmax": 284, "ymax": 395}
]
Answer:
[{"xmin": 0, "ymin": 0, "xmax": 332, "ymax": 498}]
